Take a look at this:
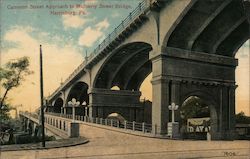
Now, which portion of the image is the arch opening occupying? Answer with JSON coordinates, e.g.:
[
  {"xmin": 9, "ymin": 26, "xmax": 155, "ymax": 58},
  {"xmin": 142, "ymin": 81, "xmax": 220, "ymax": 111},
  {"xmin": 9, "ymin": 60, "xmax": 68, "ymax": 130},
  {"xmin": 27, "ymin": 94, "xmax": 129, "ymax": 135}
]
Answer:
[
  {"xmin": 180, "ymin": 95, "xmax": 217, "ymax": 140},
  {"xmin": 139, "ymin": 73, "xmax": 152, "ymax": 124},
  {"xmin": 111, "ymin": 86, "xmax": 121, "ymax": 91},
  {"xmin": 93, "ymin": 42, "xmax": 152, "ymax": 89},
  {"xmin": 53, "ymin": 98, "xmax": 63, "ymax": 113},
  {"xmin": 66, "ymin": 82, "xmax": 89, "ymax": 115},
  {"xmin": 106, "ymin": 112, "xmax": 126, "ymax": 127},
  {"xmin": 235, "ymin": 40, "xmax": 249, "ymax": 116},
  {"xmin": 66, "ymin": 82, "xmax": 89, "ymax": 105},
  {"xmin": 107, "ymin": 113, "xmax": 126, "ymax": 122}
]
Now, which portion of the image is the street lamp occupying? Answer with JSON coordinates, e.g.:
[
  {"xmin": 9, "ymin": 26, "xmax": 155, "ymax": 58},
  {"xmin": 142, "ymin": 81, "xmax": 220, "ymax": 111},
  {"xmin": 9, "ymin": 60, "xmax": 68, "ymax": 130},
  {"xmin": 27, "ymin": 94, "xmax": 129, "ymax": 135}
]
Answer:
[
  {"xmin": 82, "ymin": 101, "xmax": 88, "ymax": 117},
  {"xmin": 168, "ymin": 102, "xmax": 179, "ymax": 138},
  {"xmin": 60, "ymin": 107, "xmax": 63, "ymax": 115},
  {"xmin": 168, "ymin": 102, "xmax": 179, "ymax": 123},
  {"xmin": 68, "ymin": 98, "xmax": 80, "ymax": 121}
]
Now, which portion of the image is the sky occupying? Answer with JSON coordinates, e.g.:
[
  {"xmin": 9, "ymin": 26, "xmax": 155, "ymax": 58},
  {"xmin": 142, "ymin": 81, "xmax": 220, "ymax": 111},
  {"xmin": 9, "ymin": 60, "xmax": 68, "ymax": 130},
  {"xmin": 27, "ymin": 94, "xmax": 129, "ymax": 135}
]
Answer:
[{"xmin": 0, "ymin": 0, "xmax": 249, "ymax": 116}]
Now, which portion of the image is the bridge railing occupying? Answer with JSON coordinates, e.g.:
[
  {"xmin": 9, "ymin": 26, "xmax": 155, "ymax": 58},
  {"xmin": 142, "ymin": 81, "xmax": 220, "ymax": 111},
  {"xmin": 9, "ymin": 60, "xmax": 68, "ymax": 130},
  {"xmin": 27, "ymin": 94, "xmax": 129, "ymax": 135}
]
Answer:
[
  {"xmin": 48, "ymin": 0, "xmax": 153, "ymax": 100},
  {"xmin": 45, "ymin": 112, "xmax": 152, "ymax": 134},
  {"xmin": 19, "ymin": 111, "xmax": 76, "ymax": 138},
  {"xmin": 20, "ymin": 111, "xmax": 166, "ymax": 136}
]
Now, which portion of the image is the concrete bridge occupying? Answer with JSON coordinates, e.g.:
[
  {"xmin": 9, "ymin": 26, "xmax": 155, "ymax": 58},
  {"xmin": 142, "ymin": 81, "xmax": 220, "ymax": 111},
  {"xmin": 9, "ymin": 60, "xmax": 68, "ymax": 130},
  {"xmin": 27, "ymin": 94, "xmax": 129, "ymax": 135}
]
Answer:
[{"xmin": 45, "ymin": 0, "xmax": 250, "ymax": 140}]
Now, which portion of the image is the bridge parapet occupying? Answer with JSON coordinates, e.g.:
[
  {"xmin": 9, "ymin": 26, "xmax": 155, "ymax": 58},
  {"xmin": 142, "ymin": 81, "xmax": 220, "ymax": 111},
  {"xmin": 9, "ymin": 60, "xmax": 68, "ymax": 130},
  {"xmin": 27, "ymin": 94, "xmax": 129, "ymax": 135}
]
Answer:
[
  {"xmin": 19, "ymin": 111, "xmax": 79, "ymax": 138},
  {"xmin": 20, "ymin": 111, "xmax": 171, "ymax": 138},
  {"xmin": 46, "ymin": 112, "xmax": 154, "ymax": 135}
]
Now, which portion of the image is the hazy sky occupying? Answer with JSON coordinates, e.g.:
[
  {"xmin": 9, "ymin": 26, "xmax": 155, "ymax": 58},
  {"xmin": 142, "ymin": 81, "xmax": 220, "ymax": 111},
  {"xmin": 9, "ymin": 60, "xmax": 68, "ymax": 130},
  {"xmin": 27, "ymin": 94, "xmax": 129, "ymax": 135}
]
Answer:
[{"xmin": 1, "ymin": 0, "xmax": 249, "ymax": 115}]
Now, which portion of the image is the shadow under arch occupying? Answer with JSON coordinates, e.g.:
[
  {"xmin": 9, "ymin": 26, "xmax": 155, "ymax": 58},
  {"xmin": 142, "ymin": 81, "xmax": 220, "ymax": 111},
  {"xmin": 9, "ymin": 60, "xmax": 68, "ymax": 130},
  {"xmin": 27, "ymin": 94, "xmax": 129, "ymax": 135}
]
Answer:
[
  {"xmin": 66, "ymin": 81, "xmax": 89, "ymax": 104},
  {"xmin": 53, "ymin": 98, "xmax": 63, "ymax": 113},
  {"xmin": 93, "ymin": 42, "xmax": 152, "ymax": 89},
  {"xmin": 180, "ymin": 91, "xmax": 219, "ymax": 139},
  {"xmin": 65, "ymin": 81, "xmax": 89, "ymax": 115}
]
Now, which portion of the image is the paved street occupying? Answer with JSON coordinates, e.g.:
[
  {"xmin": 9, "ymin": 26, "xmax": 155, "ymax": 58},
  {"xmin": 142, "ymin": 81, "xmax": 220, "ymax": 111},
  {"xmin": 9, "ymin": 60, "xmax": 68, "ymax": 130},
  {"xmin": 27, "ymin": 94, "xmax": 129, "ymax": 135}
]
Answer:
[{"xmin": 1, "ymin": 125, "xmax": 250, "ymax": 159}]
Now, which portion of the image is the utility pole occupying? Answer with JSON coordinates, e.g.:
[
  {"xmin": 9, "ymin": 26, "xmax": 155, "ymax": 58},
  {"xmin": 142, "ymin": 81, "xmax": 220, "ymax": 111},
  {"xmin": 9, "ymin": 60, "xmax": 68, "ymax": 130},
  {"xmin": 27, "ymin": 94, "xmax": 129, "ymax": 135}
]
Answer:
[{"xmin": 40, "ymin": 45, "xmax": 45, "ymax": 147}]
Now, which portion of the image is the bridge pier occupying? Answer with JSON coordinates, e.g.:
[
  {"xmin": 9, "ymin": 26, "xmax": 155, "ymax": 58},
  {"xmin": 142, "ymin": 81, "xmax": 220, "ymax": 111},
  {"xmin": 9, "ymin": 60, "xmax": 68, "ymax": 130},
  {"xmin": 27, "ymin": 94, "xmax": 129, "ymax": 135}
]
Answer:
[
  {"xmin": 150, "ymin": 47, "xmax": 238, "ymax": 139},
  {"xmin": 151, "ymin": 54, "xmax": 170, "ymax": 135},
  {"xmin": 88, "ymin": 88, "xmax": 142, "ymax": 121}
]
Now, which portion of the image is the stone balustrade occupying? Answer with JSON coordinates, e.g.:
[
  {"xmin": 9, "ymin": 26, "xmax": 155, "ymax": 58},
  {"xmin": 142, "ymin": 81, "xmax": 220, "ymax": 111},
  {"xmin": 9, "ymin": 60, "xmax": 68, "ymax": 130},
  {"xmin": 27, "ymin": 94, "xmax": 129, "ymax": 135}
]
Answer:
[{"xmin": 46, "ymin": 112, "xmax": 153, "ymax": 134}]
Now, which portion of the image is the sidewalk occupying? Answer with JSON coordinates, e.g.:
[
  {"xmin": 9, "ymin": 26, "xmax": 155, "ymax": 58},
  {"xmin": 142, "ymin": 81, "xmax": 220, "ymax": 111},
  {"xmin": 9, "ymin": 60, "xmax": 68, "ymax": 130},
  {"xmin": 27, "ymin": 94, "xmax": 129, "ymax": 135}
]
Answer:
[{"xmin": 0, "ymin": 137, "xmax": 88, "ymax": 151}]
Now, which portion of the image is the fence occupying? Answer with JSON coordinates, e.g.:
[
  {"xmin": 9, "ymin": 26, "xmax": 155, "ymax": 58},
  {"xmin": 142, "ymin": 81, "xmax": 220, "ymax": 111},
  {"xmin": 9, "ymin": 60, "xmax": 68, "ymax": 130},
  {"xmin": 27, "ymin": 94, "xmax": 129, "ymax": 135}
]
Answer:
[
  {"xmin": 20, "ymin": 111, "xmax": 169, "ymax": 137},
  {"xmin": 46, "ymin": 112, "xmax": 152, "ymax": 134},
  {"xmin": 20, "ymin": 112, "xmax": 74, "ymax": 137}
]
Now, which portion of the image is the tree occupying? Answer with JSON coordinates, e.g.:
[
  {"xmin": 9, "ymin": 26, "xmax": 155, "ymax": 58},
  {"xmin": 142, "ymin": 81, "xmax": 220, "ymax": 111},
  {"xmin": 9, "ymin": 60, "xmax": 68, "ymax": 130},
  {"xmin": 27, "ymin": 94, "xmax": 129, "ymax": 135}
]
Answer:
[
  {"xmin": 0, "ymin": 56, "xmax": 33, "ymax": 109},
  {"xmin": 0, "ymin": 100, "xmax": 11, "ymax": 121},
  {"xmin": 235, "ymin": 111, "xmax": 250, "ymax": 124},
  {"xmin": 180, "ymin": 96, "xmax": 210, "ymax": 124}
]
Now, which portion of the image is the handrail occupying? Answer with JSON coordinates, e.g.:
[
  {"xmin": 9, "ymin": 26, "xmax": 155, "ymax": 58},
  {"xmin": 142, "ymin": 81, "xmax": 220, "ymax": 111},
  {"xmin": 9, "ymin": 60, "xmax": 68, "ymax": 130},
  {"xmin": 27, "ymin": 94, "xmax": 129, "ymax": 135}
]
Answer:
[
  {"xmin": 20, "ymin": 111, "xmax": 154, "ymax": 134},
  {"xmin": 48, "ymin": 0, "xmax": 153, "ymax": 100}
]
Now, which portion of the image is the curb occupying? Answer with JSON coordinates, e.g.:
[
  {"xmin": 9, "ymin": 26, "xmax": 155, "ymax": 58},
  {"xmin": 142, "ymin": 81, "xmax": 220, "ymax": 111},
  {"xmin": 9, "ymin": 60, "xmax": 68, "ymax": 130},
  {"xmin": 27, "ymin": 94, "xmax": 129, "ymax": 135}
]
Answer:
[{"xmin": 1, "ymin": 138, "xmax": 89, "ymax": 152}]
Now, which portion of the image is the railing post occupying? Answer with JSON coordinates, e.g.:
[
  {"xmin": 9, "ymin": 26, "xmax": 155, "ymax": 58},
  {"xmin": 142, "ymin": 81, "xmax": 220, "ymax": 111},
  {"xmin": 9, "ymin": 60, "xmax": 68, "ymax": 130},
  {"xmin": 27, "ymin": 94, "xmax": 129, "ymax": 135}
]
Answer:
[
  {"xmin": 142, "ymin": 122, "xmax": 145, "ymax": 133},
  {"xmin": 105, "ymin": 119, "xmax": 108, "ymax": 125},
  {"xmin": 111, "ymin": 119, "xmax": 113, "ymax": 127},
  {"xmin": 96, "ymin": 118, "xmax": 98, "ymax": 124},
  {"xmin": 117, "ymin": 120, "xmax": 119, "ymax": 128},
  {"xmin": 133, "ymin": 121, "xmax": 135, "ymax": 131},
  {"xmin": 124, "ymin": 121, "xmax": 127, "ymax": 129},
  {"xmin": 108, "ymin": 34, "xmax": 111, "ymax": 41},
  {"xmin": 122, "ymin": 20, "xmax": 124, "ymax": 28},
  {"xmin": 100, "ymin": 118, "xmax": 103, "ymax": 125},
  {"xmin": 154, "ymin": 124, "xmax": 157, "ymax": 135}
]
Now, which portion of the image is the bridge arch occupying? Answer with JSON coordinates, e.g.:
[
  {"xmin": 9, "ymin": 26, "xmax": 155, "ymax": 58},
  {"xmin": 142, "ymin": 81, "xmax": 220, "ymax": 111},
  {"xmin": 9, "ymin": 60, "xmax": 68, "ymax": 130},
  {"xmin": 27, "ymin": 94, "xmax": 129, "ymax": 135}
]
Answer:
[
  {"xmin": 180, "ymin": 90, "xmax": 219, "ymax": 139},
  {"xmin": 164, "ymin": 0, "xmax": 248, "ymax": 57},
  {"xmin": 65, "ymin": 81, "xmax": 89, "ymax": 115},
  {"xmin": 161, "ymin": 0, "xmax": 196, "ymax": 52},
  {"xmin": 66, "ymin": 81, "xmax": 89, "ymax": 105},
  {"xmin": 93, "ymin": 42, "xmax": 152, "ymax": 90}
]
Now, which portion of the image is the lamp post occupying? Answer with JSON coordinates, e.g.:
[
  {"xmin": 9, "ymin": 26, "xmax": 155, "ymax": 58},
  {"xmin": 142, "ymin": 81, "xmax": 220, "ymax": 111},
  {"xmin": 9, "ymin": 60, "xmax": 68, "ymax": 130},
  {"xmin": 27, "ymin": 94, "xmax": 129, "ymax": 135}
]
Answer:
[
  {"xmin": 39, "ymin": 45, "xmax": 45, "ymax": 147},
  {"xmin": 82, "ymin": 101, "xmax": 87, "ymax": 116},
  {"xmin": 168, "ymin": 102, "xmax": 179, "ymax": 138},
  {"xmin": 168, "ymin": 102, "xmax": 179, "ymax": 123},
  {"xmin": 68, "ymin": 98, "xmax": 80, "ymax": 122},
  {"xmin": 60, "ymin": 107, "xmax": 63, "ymax": 115}
]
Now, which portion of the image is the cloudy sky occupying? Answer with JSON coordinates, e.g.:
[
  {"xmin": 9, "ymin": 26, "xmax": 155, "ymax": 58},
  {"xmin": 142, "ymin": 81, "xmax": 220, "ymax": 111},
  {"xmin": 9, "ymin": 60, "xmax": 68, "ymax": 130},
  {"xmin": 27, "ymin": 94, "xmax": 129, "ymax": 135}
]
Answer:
[{"xmin": 1, "ymin": 0, "xmax": 249, "ymax": 115}]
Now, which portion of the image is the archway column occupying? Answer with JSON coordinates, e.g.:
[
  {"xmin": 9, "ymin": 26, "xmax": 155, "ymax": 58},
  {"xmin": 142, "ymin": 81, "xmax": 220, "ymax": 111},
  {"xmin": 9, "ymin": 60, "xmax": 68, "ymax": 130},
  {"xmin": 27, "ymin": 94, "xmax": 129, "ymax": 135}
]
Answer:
[
  {"xmin": 151, "ymin": 53, "xmax": 170, "ymax": 135},
  {"xmin": 217, "ymin": 85, "xmax": 236, "ymax": 140},
  {"xmin": 228, "ymin": 86, "xmax": 236, "ymax": 138}
]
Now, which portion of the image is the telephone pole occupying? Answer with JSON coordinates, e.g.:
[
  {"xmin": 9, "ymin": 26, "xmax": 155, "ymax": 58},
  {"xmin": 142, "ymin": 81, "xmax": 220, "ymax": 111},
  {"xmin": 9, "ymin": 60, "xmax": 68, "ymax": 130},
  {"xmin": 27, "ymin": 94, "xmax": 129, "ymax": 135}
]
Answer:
[{"xmin": 40, "ymin": 45, "xmax": 45, "ymax": 147}]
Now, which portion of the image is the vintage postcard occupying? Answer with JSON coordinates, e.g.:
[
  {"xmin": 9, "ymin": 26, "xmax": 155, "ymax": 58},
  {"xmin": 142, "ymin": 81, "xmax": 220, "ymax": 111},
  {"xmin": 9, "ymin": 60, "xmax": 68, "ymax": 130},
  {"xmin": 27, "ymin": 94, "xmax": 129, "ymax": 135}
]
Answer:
[{"xmin": 0, "ymin": 0, "xmax": 249, "ymax": 158}]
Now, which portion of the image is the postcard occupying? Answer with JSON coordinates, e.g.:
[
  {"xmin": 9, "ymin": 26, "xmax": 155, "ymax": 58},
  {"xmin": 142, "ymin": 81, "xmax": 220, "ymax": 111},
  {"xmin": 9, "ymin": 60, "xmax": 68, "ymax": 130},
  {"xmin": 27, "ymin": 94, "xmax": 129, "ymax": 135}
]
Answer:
[{"xmin": 1, "ymin": 0, "xmax": 249, "ymax": 158}]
